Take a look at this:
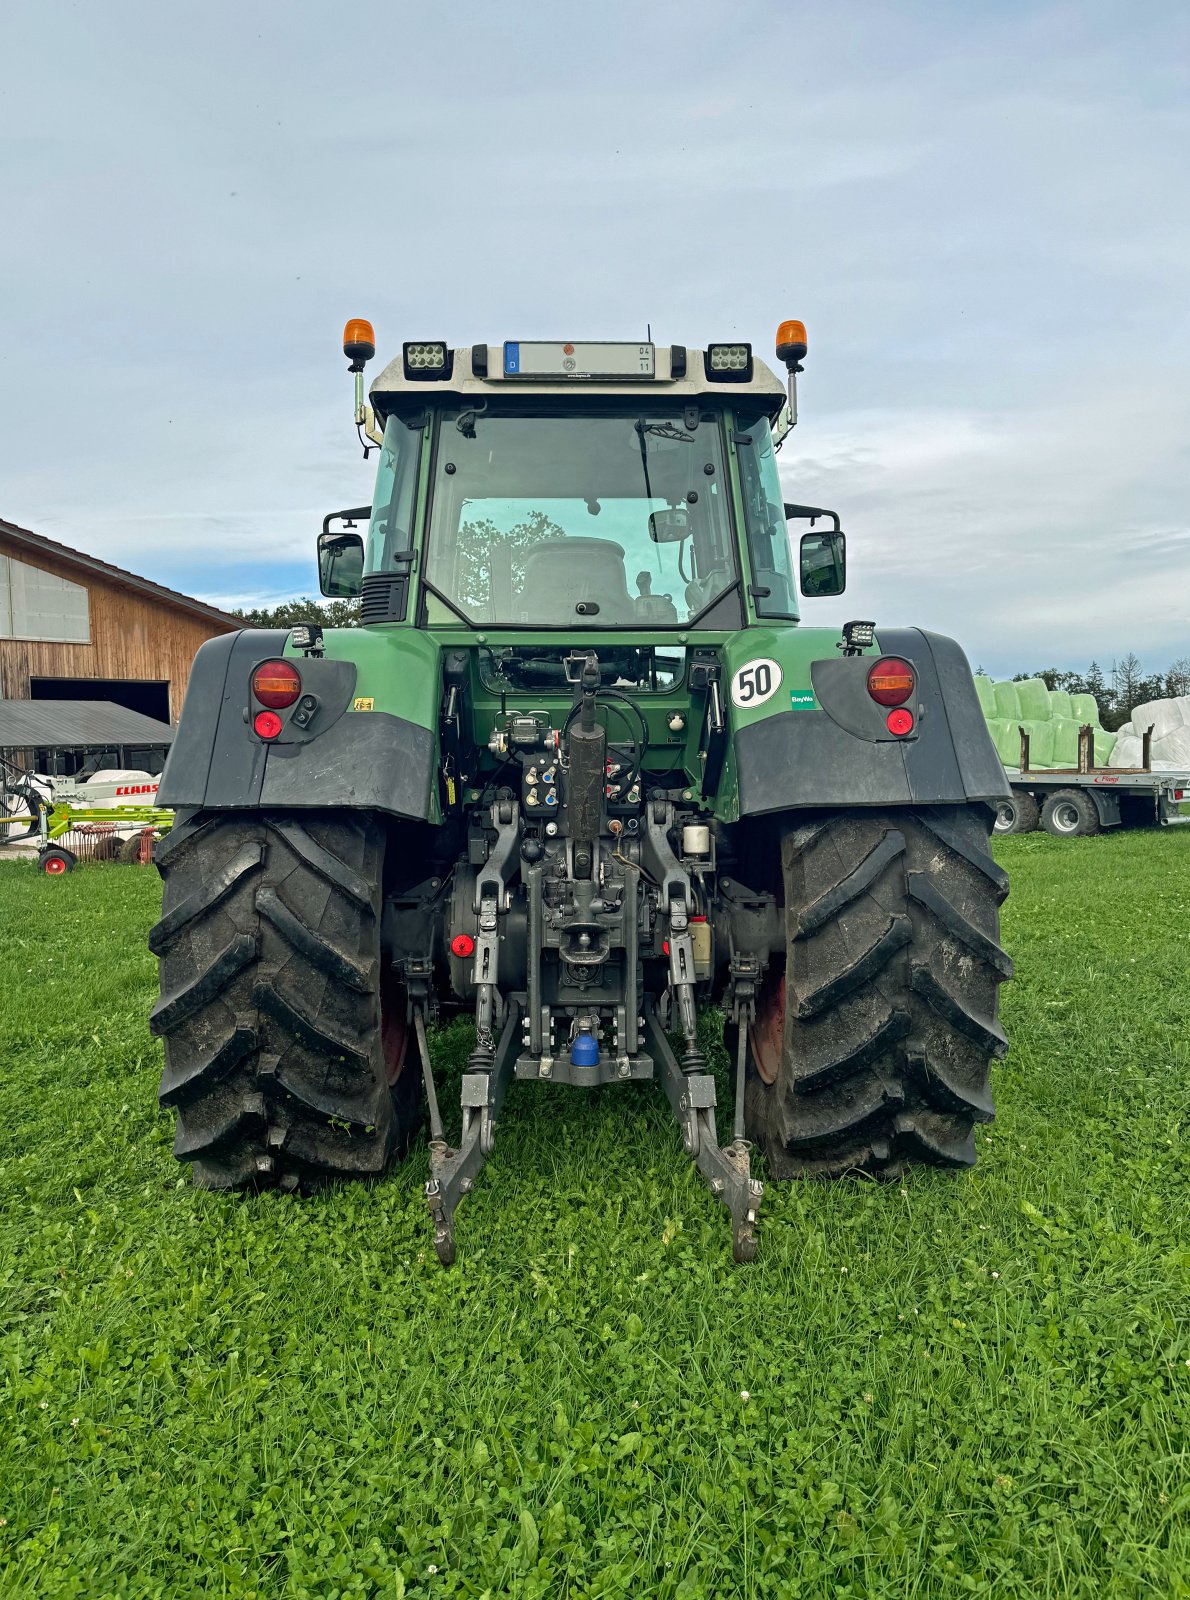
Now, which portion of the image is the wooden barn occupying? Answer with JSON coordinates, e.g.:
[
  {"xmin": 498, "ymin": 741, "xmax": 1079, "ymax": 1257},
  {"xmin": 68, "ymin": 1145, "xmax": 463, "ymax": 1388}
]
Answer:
[{"xmin": 0, "ymin": 516, "xmax": 248, "ymax": 729}]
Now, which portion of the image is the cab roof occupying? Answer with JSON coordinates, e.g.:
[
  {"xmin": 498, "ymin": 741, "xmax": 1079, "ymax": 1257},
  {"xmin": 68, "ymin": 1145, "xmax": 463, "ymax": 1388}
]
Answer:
[{"xmin": 369, "ymin": 344, "xmax": 787, "ymax": 423}]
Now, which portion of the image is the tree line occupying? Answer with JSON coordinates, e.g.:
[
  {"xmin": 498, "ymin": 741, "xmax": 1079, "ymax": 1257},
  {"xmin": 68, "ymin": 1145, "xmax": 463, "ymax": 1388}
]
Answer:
[
  {"xmin": 232, "ymin": 597, "xmax": 360, "ymax": 628},
  {"xmin": 976, "ymin": 655, "xmax": 1190, "ymax": 732}
]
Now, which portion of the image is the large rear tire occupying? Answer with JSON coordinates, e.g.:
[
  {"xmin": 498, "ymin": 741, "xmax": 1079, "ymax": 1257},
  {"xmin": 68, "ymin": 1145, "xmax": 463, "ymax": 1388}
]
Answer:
[
  {"xmin": 149, "ymin": 810, "xmax": 420, "ymax": 1189},
  {"xmin": 743, "ymin": 805, "xmax": 1011, "ymax": 1178}
]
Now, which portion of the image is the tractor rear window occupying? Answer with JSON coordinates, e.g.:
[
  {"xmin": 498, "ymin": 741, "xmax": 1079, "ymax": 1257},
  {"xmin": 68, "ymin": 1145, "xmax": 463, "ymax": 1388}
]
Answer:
[{"xmin": 423, "ymin": 409, "xmax": 738, "ymax": 628}]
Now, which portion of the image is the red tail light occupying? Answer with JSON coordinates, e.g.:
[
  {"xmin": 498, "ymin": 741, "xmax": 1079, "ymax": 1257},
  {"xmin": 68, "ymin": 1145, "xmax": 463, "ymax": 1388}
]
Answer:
[
  {"xmin": 867, "ymin": 656, "xmax": 915, "ymax": 707},
  {"xmin": 252, "ymin": 658, "xmax": 302, "ymax": 709}
]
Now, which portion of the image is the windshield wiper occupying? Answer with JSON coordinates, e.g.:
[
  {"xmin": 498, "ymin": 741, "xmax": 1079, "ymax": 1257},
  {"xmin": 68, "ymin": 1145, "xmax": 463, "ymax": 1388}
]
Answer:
[{"xmin": 634, "ymin": 420, "xmax": 694, "ymax": 442}]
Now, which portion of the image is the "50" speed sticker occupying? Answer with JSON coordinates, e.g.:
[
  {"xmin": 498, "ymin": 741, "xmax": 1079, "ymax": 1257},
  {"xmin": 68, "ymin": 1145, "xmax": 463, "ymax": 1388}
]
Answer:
[{"xmin": 730, "ymin": 658, "xmax": 782, "ymax": 707}]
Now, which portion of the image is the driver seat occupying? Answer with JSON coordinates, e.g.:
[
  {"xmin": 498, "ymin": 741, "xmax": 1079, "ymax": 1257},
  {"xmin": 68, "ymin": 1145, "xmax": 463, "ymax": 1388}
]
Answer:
[{"xmin": 517, "ymin": 538, "xmax": 633, "ymax": 621}]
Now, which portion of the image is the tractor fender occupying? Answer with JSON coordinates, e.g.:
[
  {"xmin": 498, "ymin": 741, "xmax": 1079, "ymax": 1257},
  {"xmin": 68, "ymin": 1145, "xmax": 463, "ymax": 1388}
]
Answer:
[
  {"xmin": 731, "ymin": 628, "xmax": 1010, "ymax": 817},
  {"xmin": 158, "ymin": 629, "xmax": 439, "ymax": 821}
]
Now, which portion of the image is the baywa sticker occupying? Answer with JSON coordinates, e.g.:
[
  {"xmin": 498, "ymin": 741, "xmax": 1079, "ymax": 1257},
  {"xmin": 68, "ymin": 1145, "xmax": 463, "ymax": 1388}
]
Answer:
[
  {"xmin": 789, "ymin": 690, "xmax": 817, "ymax": 710},
  {"xmin": 730, "ymin": 658, "xmax": 782, "ymax": 708}
]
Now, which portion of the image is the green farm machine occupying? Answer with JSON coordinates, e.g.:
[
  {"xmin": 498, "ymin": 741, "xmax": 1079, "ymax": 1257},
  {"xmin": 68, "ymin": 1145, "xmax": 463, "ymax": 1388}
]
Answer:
[{"xmin": 150, "ymin": 321, "xmax": 1012, "ymax": 1261}]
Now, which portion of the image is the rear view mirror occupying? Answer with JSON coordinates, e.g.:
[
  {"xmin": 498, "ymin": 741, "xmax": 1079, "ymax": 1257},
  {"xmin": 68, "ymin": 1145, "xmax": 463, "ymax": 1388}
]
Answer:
[
  {"xmin": 318, "ymin": 530, "xmax": 365, "ymax": 598},
  {"xmin": 648, "ymin": 508, "xmax": 692, "ymax": 544},
  {"xmin": 799, "ymin": 530, "xmax": 846, "ymax": 597}
]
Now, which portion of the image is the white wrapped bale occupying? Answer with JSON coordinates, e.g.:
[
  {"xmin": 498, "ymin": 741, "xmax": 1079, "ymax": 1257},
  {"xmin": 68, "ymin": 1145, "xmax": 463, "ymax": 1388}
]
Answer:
[
  {"xmin": 1109, "ymin": 734, "xmax": 1144, "ymax": 768},
  {"xmin": 1128, "ymin": 698, "xmax": 1189, "ymax": 740}
]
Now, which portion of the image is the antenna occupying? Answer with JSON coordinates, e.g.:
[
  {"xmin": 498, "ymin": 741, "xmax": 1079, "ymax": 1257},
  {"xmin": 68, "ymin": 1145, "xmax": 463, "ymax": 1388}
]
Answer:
[{"xmin": 647, "ymin": 322, "xmax": 652, "ymax": 342}]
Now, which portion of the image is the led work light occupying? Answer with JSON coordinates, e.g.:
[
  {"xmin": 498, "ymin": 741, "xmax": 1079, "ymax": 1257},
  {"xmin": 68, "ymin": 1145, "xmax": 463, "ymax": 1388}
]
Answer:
[
  {"xmin": 705, "ymin": 342, "xmax": 753, "ymax": 382},
  {"xmin": 841, "ymin": 620, "xmax": 876, "ymax": 656},
  {"xmin": 403, "ymin": 341, "xmax": 450, "ymax": 380}
]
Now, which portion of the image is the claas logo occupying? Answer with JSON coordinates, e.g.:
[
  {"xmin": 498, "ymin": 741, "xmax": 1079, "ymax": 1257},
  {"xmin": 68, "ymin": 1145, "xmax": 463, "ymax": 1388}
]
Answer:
[{"xmin": 115, "ymin": 783, "xmax": 158, "ymax": 796}]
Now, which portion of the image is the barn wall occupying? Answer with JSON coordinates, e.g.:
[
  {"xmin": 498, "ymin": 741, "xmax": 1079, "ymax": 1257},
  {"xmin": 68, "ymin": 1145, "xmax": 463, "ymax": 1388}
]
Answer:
[{"xmin": 0, "ymin": 534, "xmax": 240, "ymax": 721}]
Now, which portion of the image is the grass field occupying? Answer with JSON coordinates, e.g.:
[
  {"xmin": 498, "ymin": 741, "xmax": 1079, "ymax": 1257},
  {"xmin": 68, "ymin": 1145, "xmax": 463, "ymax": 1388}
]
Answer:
[{"xmin": 1, "ymin": 829, "xmax": 1188, "ymax": 1599}]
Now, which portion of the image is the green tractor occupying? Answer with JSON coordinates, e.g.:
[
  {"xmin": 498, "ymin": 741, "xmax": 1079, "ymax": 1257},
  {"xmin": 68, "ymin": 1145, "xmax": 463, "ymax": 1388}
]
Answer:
[{"xmin": 150, "ymin": 322, "xmax": 1011, "ymax": 1262}]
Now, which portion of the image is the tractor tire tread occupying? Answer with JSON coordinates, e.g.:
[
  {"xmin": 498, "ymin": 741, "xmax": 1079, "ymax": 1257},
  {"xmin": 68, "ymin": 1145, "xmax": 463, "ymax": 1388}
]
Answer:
[
  {"xmin": 794, "ymin": 831, "xmax": 906, "ymax": 937},
  {"xmin": 148, "ymin": 843, "xmax": 264, "ymax": 954},
  {"xmin": 746, "ymin": 804, "xmax": 1008, "ymax": 1179},
  {"xmin": 152, "ymin": 809, "xmax": 417, "ymax": 1189},
  {"xmin": 256, "ymin": 885, "xmax": 376, "ymax": 991}
]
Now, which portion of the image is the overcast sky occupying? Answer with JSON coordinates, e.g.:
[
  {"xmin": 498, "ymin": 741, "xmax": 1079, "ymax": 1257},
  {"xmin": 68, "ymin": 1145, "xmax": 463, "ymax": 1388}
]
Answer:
[{"xmin": 2, "ymin": 1, "xmax": 1187, "ymax": 677}]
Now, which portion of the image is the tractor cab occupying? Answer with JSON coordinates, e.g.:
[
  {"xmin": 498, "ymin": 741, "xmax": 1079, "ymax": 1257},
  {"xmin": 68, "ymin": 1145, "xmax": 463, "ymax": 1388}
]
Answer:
[{"xmin": 320, "ymin": 333, "xmax": 844, "ymax": 637}]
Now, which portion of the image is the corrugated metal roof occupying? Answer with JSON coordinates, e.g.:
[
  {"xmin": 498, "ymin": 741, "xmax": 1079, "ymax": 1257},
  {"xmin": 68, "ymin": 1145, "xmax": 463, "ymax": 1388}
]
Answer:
[
  {"xmin": 0, "ymin": 516, "xmax": 254, "ymax": 631},
  {"xmin": 0, "ymin": 700, "xmax": 175, "ymax": 749}
]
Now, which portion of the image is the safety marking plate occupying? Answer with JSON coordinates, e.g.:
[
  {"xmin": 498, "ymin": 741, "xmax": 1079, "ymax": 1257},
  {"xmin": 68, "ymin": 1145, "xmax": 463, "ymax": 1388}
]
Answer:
[{"xmin": 729, "ymin": 658, "xmax": 782, "ymax": 708}]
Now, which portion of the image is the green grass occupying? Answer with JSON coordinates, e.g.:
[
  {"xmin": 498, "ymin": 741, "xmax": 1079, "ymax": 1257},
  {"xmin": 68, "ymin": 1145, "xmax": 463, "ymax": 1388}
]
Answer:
[{"xmin": 1, "ymin": 831, "xmax": 1188, "ymax": 1599}]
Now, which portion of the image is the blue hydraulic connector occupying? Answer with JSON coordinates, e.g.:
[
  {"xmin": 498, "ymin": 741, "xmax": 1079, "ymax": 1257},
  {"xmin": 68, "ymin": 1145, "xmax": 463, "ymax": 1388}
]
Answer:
[{"xmin": 570, "ymin": 1030, "xmax": 599, "ymax": 1067}]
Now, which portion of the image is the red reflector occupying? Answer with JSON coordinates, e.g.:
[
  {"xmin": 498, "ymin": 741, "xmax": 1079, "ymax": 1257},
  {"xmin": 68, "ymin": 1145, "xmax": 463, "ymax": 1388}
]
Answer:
[
  {"xmin": 254, "ymin": 710, "xmax": 283, "ymax": 740},
  {"xmin": 252, "ymin": 657, "xmax": 302, "ymax": 709},
  {"xmin": 886, "ymin": 708, "xmax": 914, "ymax": 736},
  {"xmin": 867, "ymin": 656, "xmax": 915, "ymax": 707},
  {"xmin": 450, "ymin": 933, "xmax": 475, "ymax": 958},
  {"xmin": 662, "ymin": 939, "xmax": 671, "ymax": 956}
]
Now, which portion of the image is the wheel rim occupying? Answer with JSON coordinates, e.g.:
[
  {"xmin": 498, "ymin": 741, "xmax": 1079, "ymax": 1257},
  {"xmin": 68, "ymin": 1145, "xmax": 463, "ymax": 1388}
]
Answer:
[
  {"xmin": 379, "ymin": 961, "xmax": 410, "ymax": 1086},
  {"xmin": 749, "ymin": 968, "xmax": 785, "ymax": 1086},
  {"xmin": 1052, "ymin": 801, "xmax": 1081, "ymax": 833},
  {"xmin": 43, "ymin": 856, "xmax": 66, "ymax": 875},
  {"xmin": 994, "ymin": 800, "xmax": 1016, "ymax": 832}
]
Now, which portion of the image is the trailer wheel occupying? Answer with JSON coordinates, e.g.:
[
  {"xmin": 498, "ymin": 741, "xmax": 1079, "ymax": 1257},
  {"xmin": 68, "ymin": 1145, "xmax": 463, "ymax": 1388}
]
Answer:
[
  {"xmin": 1040, "ymin": 788, "xmax": 1101, "ymax": 837},
  {"xmin": 39, "ymin": 847, "xmax": 76, "ymax": 875},
  {"xmin": 149, "ymin": 810, "xmax": 421, "ymax": 1190},
  {"xmin": 993, "ymin": 788, "xmax": 1040, "ymax": 835},
  {"xmin": 743, "ymin": 805, "xmax": 1011, "ymax": 1179}
]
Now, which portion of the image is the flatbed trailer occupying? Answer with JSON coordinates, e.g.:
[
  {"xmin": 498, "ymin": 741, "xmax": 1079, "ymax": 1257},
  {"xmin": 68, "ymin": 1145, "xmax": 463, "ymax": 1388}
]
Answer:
[{"xmin": 994, "ymin": 723, "xmax": 1190, "ymax": 836}]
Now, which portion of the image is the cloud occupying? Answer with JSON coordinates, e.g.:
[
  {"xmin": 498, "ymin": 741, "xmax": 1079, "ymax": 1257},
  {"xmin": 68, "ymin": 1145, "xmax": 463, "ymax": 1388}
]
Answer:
[{"xmin": 0, "ymin": 0, "xmax": 1187, "ymax": 678}]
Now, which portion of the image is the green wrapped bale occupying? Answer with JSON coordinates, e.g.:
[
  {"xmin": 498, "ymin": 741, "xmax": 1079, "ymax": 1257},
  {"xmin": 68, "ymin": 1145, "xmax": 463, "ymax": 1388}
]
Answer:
[
  {"xmin": 973, "ymin": 676, "xmax": 997, "ymax": 717},
  {"xmin": 1048, "ymin": 689, "xmax": 1073, "ymax": 718},
  {"xmin": 1016, "ymin": 678, "xmax": 1053, "ymax": 721},
  {"xmin": 985, "ymin": 717, "xmax": 1020, "ymax": 768},
  {"xmin": 1095, "ymin": 732, "xmax": 1116, "ymax": 766},
  {"xmin": 1050, "ymin": 717, "xmax": 1083, "ymax": 766},
  {"xmin": 993, "ymin": 681, "xmax": 1021, "ymax": 719},
  {"xmin": 1019, "ymin": 719, "xmax": 1055, "ymax": 768},
  {"xmin": 1000, "ymin": 727, "xmax": 1024, "ymax": 768},
  {"xmin": 1070, "ymin": 693, "xmax": 1101, "ymax": 726}
]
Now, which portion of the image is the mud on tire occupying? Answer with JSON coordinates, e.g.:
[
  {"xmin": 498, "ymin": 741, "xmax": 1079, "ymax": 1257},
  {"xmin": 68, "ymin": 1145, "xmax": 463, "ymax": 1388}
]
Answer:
[
  {"xmin": 743, "ymin": 804, "xmax": 1011, "ymax": 1179},
  {"xmin": 149, "ymin": 810, "xmax": 420, "ymax": 1189}
]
